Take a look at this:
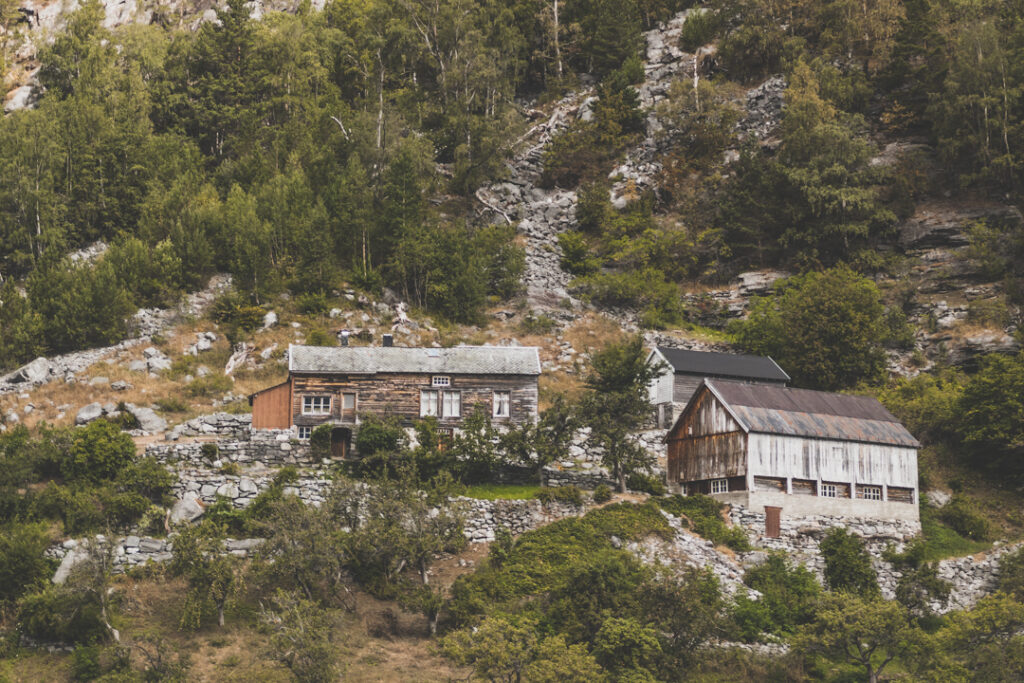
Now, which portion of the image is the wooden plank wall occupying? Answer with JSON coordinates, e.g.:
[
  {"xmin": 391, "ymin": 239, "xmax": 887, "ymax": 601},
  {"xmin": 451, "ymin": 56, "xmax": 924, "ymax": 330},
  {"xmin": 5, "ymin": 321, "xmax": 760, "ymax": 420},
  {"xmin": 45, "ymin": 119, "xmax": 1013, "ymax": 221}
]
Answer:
[
  {"xmin": 252, "ymin": 381, "xmax": 292, "ymax": 429},
  {"xmin": 667, "ymin": 389, "xmax": 747, "ymax": 482},
  {"xmin": 291, "ymin": 373, "xmax": 539, "ymax": 428}
]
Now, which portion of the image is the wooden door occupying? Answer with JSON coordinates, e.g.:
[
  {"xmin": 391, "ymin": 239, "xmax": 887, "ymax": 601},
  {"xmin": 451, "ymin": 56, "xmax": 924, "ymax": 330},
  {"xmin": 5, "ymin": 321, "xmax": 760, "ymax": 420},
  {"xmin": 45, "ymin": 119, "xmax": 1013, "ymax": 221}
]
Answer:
[
  {"xmin": 330, "ymin": 428, "xmax": 350, "ymax": 459},
  {"xmin": 765, "ymin": 506, "xmax": 781, "ymax": 538}
]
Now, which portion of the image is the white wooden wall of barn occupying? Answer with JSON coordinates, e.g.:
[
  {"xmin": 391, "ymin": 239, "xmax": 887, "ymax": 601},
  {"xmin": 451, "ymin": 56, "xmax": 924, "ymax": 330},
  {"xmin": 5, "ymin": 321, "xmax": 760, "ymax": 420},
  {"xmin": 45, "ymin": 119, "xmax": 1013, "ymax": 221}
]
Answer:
[{"xmin": 746, "ymin": 433, "xmax": 918, "ymax": 489}]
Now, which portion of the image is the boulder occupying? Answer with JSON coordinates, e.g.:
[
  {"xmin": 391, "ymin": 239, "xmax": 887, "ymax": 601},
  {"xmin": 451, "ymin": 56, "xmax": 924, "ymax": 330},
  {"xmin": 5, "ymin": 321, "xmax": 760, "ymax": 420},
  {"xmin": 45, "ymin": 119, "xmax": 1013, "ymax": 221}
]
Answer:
[
  {"xmin": 89, "ymin": 376, "xmax": 109, "ymax": 386},
  {"xmin": 170, "ymin": 496, "xmax": 205, "ymax": 524},
  {"xmin": 52, "ymin": 544, "xmax": 90, "ymax": 585},
  {"xmin": 111, "ymin": 380, "xmax": 132, "ymax": 391},
  {"xmin": 4, "ymin": 357, "xmax": 52, "ymax": 384},
  {"xmin": 75, "ymin": 402, "xmax": 104, "ymax": 425},
  {"xmin": 926, "ymin": 490, "xmax": 952, "ymax": 508},
  {"xmin": 128, "ymin": 360, "xmax": 148, "ymax": 372},
  {"xmin": 263, "ymin": 311, "xmax": 278, "ymax": 329},
  {"xmin": 125, "ymin": 404, "xmax": 167, "ymax": 433}
]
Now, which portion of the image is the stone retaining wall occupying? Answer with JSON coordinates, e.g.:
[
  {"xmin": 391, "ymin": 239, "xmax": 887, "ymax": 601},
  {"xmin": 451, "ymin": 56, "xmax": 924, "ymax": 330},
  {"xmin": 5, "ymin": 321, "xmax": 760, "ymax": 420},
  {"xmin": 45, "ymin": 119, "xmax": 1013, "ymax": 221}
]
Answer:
[
  {"xmin": 456, "ymin": 496, "xmax": 589, "ymax": 542},
  {"xmin": 167, "ymin": 412, "xmax": 252, "ymax": 439},
  {"xmin": 147, "ymin": 430, "xmax": 313, "ymax": 466},
  {"xmin": 543, "ymin": 467, "xmax": 617, "ymax": 489},
  {"xmin": 730, "ymin": 505, "xmax": 1020, "ymax": 613}
]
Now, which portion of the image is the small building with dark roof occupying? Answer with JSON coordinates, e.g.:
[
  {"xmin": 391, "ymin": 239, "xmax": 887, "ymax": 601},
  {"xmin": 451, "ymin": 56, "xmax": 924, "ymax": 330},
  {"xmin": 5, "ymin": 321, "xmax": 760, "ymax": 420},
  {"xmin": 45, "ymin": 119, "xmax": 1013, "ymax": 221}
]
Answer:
[
  {"xmin": 250, "ymin": 344, "xmax": 540, "ymax": 457},
  {"xmin": 665, "ymin": 379, "xmax": 920, "ymax": 523},
  {"xmin": 646, "ymin": 347, "xmax": 790, "ymax": 427}
]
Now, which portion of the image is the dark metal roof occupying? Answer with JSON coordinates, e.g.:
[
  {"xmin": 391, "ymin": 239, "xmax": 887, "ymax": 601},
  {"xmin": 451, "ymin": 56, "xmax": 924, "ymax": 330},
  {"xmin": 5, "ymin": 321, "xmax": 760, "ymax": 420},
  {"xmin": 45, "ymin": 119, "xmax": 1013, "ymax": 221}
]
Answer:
[
  {"xmin": 706, "ymin": 380, "xmax": 919, "ymax": 448},
  {"xmin": 654, "ymin": 347, "xmax": 790, "ymax": 383},
  {"xmin": 288, "ymin": 344, "xmax": 541, "ymax": 376}
]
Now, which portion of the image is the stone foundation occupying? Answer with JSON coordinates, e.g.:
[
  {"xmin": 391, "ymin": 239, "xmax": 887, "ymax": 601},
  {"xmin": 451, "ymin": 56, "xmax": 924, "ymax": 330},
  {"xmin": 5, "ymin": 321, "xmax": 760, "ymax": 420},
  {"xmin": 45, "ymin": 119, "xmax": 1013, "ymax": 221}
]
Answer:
[{"xmin": 147, "ymin": 430, "xmax": 313, "ymax": 466}]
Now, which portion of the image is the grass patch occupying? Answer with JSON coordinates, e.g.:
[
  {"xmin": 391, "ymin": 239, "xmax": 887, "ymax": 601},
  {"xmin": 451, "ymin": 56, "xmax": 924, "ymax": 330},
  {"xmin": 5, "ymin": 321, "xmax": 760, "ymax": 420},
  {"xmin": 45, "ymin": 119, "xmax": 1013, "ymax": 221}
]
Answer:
[
  {"xmin": 460, "ymin": 484, "xmax": 544, "ymax": 500},
  {"xmin": 918, "ymin": 506, "xmax": 991, "ymax": 562}
]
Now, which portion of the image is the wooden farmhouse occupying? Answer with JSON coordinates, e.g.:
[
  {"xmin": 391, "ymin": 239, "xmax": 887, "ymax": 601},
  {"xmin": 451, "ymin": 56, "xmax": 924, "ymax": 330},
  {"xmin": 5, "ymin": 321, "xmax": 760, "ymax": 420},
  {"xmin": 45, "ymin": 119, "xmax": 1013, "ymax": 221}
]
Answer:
[
  {"xmin": 666, "ymin": 380, "xmax": 920, "ymax": 523},
  {"xmin": 646, "ymin": 347, "xmax": 790, "ymax": 427},
  {"xmin": 250, "ymin": 344, "xmax": 541, "ymax": 457}
]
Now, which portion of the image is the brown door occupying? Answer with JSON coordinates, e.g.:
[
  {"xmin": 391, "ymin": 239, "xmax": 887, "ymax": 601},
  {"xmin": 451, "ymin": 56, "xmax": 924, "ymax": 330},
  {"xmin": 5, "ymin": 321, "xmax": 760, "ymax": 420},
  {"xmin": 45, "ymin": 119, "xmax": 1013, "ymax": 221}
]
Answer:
[
  {"xmin": 765, "ymin": 506, "xmax": 782, "ymax": 538},
  {"xmin": 330, "ymin": 428, "xmax": 351, "ymax": 459}
]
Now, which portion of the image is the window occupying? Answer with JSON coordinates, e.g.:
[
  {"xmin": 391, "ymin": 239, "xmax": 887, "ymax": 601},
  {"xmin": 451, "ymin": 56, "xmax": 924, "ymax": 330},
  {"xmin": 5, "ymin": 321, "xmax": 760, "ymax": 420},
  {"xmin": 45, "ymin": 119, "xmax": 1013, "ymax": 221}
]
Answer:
[
  {"xmin": 420, "ymin": 390, "xmax": 439, "ymax": 417},
  {"xmin": 422, "ymin": 390, "xmax": 461, "ymax": 418},
  {"xmin": 860, "ymin": 485, "xmax": 883, "ymax": 501},
  {"xmin": 820, "ymin": 483, "xmax": 837, "ymax": 498},
  {"xmin": 493, "ymin": 391, "xmax": 511, "ymax": 418},
  {"xmin": 297, "ymin": 426, "xmax": 312, "ymax": 439},
  {"xmin": 432, "ymin": 376, "xmax": 451, "ymax": 387},
  {"xmin": 442, "ymin": 390, "xmax": 461, "ymax": 418},
  {"xmin": 711, "ymin": 478, "xmax": 728, "ymax": 494},
  {"xmin": 341, "ymin": 393, "xmax": 356, "ymax": 420},
  {"xmin": 302, "ymin": 395, "xmax": 331, "ymax": 415}
]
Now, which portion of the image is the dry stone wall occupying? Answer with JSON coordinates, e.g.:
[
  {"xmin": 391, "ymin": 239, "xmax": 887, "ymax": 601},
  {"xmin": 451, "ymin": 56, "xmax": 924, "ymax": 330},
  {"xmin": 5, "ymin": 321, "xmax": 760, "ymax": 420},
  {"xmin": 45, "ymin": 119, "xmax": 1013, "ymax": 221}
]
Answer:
[{"xmin": 147, "ymin": 430, "xmax": 312, "ymax": 466}]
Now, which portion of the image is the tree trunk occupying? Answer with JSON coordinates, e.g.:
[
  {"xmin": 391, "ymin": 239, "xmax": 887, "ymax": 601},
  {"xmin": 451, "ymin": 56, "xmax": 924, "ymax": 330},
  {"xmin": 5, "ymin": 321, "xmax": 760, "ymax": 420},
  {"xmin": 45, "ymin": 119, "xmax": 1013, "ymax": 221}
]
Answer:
[
  {"xmin": 428, "ymin": 612, "xmax": 438, "ymax": 636},
  {"xmin": 617, "ymin": 466, "xmax": 626, "ymax": 494},
  {"xmin": 218, "ymin": 603, "xmax": 225, "ymax": 627}
]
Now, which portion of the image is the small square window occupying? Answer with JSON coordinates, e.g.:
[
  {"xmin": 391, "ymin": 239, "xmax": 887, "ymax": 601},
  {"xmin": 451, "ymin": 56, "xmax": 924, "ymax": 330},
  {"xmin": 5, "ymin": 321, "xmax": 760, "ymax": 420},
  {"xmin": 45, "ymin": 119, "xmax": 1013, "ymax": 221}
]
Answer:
[
  {"xmin": 493, "ymin": 391, "xmax": 511, "ymax": 418},
  {"xmin": 820, "ymin": 483, "xmax": 837, "ymax": 498},
  {"xmin": 297, "ymin": 426, "xmax": 312, "ymax": 440},
  {"xmin": 432, "ymin": 376, "xmax": 451, "ymax": 387},
  {"xmin": 302, "ymin": 395, "xmax": 331, "ymax": 415},
  {"xmin": 861, "ymin": 485, "xmax": 882, "ymax": 501},
  {"xmin": 710, "ymin": 478, "xmax": 728, "ymax": 494}
]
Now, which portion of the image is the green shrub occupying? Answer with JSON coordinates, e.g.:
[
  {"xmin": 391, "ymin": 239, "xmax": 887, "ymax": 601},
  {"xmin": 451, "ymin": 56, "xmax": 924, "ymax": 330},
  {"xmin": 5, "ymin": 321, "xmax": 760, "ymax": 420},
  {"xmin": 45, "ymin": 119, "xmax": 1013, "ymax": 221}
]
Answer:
[
  {"xmin": 997, "ymin": 546, "xmax": 1024, "ymax": 601},
  {"xmin": 626, "ymin": 472, "xmax": 666, "ymax": 496},
  {"xmin": 219, "ymin": 462, "xmax": 241, "ymax": 475},
  {"xmin": 200, "ymin": 443, "xmax": 219, "ymax": 461},
  {"xmin": 295, "ymin": 292, "xmax": 329, "ymax": 315},
  {"xmin": 116, "ymin": 457, "xmax": 175, "ymax": 504},
  {"xmin": 354, "ymin": 415, "xmax": 407, "ymax": 458},
  {"xmin": 72, "ymin": 644, "xmax": 103, "ymax": 681},
  {"xmin": 735, "ymin": 553, "xmax": 820, "ymax": 638},
  {"xmin": 654, "ymin": 495, "xmax": 750, "ymax": 552},
  {"xmin": 0, "ymin": 522, "xmax": 54, "ymax": 606},
  {"xmin": 517, "ymin": 313, "xmax": 559, "ymax": 336},
  {"xmin": 536, "ymin": 485, "xmax": 584, "ymax": 508},
  {"xmin": 819, "ymin": 528, "xmax": 879, "ymax": 596},
  {"xmin": 62, "ymin": 421, "xmax": 136, "ymax": 484},
  {"xmin": 18, "ymin": 587, "xmax": 109, "ymax": 645},
  {"xmin": 305, "ymin": 327, "xmax": 336, "ymax": 347},
  {"xmin": 939, "ymin": 496, "xmax": 992, "ymax": 541},
  {"xmin": 558, "ymin": 232, "xmax": 599, "ymax": 276},
  {"xmin": 310, "ymin": 424, "xmax": 333, "ymax": 460},
  {"xmin": 592, "ymin": 484, "xmax": 613, "ymax": 504}
]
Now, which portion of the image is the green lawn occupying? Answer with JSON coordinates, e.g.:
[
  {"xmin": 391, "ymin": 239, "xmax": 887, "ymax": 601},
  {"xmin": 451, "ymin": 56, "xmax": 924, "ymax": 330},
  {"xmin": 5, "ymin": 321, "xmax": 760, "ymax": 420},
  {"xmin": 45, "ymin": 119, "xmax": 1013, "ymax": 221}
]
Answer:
[
  {"xmin": 459, "ymin": 484, "xmax": 544, "ymax": 500},
  {"xmin": 919, "ymin": 509, "xmax": 991, "ymax": 562}
]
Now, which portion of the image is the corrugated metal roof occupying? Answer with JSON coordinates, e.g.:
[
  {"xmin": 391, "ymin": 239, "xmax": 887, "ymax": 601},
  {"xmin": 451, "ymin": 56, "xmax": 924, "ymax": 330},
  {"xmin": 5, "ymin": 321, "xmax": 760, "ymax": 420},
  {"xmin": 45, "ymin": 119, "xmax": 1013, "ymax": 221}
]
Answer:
[
  {"xmin": 706, "ymin": 380, "xmax": 919, "ymax": 447},
  {"xmin": 655, "ymin": 347, "xmax": 790, "ymax": 383},
  {"xmin": 288, "ymin": 344, "xmax": 541, "ymax": 376}
]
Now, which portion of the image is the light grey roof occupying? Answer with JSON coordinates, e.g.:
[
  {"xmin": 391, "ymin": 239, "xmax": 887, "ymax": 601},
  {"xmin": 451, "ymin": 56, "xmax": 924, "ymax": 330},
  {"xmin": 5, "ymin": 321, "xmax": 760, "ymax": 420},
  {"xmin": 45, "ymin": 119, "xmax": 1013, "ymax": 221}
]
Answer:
[
  {"xmin": 703, "ymin": 380, "xmax": 920, "ymax": 448},
  {"xmin": 288, "ymin": 344, "xmax": 541, "ymax": 376}
]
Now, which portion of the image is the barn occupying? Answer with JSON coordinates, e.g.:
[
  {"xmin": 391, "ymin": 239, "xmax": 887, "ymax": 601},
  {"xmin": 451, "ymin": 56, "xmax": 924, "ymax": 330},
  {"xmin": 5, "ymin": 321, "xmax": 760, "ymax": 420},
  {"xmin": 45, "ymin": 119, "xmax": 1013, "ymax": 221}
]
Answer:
[
  {"xmin": 646, "ymin": 347, "xmax": 789, "ymax": 427},
  {"xmin": 666, "ymin": 379, "xmax": 920, "ymax": 523},
  {"xmin": 250, "ymin": 343, "xmax": 541, "ymax": 457}
]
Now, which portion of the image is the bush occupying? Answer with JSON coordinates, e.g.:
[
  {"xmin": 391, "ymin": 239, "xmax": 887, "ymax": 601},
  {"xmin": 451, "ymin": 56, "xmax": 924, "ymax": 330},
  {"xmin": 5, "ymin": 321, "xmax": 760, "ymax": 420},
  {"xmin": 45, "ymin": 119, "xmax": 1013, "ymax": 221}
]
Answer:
[
  {"xmin": 939, "ymin": 496, "xmax": 992, "ymax": 541},
  {"xmin": 305, "ymin": 327, "xmax": 336, "ymax": 347},
  {"xmin": 536, "ymin": 486, "xmax": 584, "ymax": 508},
  {"xmin": 735, "ymin": 553, "xmax": 820, "ymax": 638},
  {"xmin": 517, "ymin": 313, "xmax": 559, "ymax": 336},
  {"xmin": 592, "ymin": 484, "xmax": 613, "ymax": 504},
  {"xmin": 310, "ymin": 424, "xmax": 333, "ymax": 460},
  {"xmin": 62, "ymin": 421, "xmax": 136, "ymax": 484},
  {"xmin": 200, "ymin": 443, "xmax": 219, "ymax": 461},
  {"xmin": 654, "ymin": 495, "xmax": 750, "ymax": 552},
  {"xmin": 18, "ymin": 587, "xmax": 109, "ymax": 645},
  {"xmin": 819, "ymin": 528, "xmax": 879, "ymax": 596},
  {"xmin": 72, "ymin": 645, "xmax": 103, "ymax": 681},
  {"xmin": 0, "ymin": 522, "xmax": 53, "ymax": 606},
  {"xmin": 558, "ymin": 232, "xmax": 599, "ymax": 276},
  {"xmin": 295, "ymin": 292, "xmax": 329, "ymax": 315},
  {"xmin": 354, "ymin": 415, "xmax": 407, "ymax": 458},
  {"xmin": 626, "ymin": 472, "xmax": 666, "ymax": 496},
  {"xmin": 154, "ymin": 396, "xmax": 189, "ymax": 413},
  {"xmin": 997, "ymin": 546, "xmax": 1024, "ymax": 601},
  {"xmin": 184, "ymin": 374, "xmax": 233, "ymax": 398}
]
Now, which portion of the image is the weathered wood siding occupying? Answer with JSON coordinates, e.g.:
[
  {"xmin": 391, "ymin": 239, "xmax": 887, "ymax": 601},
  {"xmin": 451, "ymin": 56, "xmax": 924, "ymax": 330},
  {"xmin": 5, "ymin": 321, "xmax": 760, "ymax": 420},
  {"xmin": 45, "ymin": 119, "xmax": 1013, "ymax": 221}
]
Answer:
[
  {"xmin": 667, "ymin": 389, "xmax": 747, "ymax": 482},
  {"xmin": 251, "ymin": 381, "xmax": 292, "ymax": 429},
  {"xmin": 647, "ymin": 350, "xmax": 675, "ymax": 405},
  {"xmin": 746, "ymin": 433, "xmax": 918, "ymax": 490},
  {"xmin": 290, "ymin": 373, "xmax": 538, "ymax": 429},
  {"xmin": 671, "ymin": 374, "xmax": 786, "ymax": 407}
]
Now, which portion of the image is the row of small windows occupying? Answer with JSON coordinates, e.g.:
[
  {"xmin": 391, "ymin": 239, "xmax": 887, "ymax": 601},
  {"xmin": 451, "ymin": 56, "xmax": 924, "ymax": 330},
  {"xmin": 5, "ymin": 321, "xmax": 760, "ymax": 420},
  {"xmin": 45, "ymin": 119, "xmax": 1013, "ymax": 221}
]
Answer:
[
  {"xmin": 703, "ymin": 478, "xmax": 886, "ymax": 500},
  {"xmin": 300, "ymin": 390, "xmax": 513, "ymax": 421}
]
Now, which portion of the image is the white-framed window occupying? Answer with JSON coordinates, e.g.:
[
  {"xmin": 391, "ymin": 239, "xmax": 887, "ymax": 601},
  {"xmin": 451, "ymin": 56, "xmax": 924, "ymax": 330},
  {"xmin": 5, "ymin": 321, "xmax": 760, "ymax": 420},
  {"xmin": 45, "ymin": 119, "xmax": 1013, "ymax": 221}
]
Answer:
[
  {"xmin": 861, "ymin": 485, "xmax": 883, "ymax": 501},
  {"xmin": 421, "ymin": 390, "xmax": 462, "ymax": 418},
  {"xmin": 710, "ymin": 478, "xmax": 728, "ymax": 494},
  {"xmin": 302, "ymin": 395, "xmax": 331, "ymax": 415},
  {"xmin": 431, "ymin": 376, "xmax": 451, "ymax": 387},
  {"xmin": 493, "ymin": 391, "xmax": 511, "ymax": 418},
  {"xmin": 442, "ymin": 390, "xmax": 461, "ymax": 418},
  {"xmin": 820, "ymin": 483, "xmax": 837, "ymax": 498},
  {"xmin": 297, "ymin": 426, "xmax": 312, "ymax": 439},
  {"xmin": 420, "ymin": 390, "xmax": 439, "ymax": 417}
]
